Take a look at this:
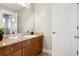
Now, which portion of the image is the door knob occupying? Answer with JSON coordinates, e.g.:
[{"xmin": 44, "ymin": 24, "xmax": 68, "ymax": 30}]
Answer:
[{"xmin": 74, "ymin": 36, "xmax": 79, "ymax": 38}]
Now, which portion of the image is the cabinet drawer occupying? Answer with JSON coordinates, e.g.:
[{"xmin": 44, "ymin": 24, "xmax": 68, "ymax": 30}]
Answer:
[
  {"xmin": 0, "ymin": 46, "xmax": 13, "ymax": 55},
  {"xmin": 31, "ymin": 36, "xmax": 43, "ymax": 44},
  {"xmin": 31, "ymin": 37, "xmax": 39, "ymax": 43},
  {"xmin": 31, "ymin": 38, "xmax": 37, "ymax": 43},
  {"xmin": 0, "ymin": 43, "xmax": 22, "ymax": 56},
  {"xmin": 10, "ymin": 43, "xmax": 22, "ymax": 51},
  {"xmin": 7, "ymin": 49, "xmax": 22, "ymax": 56},
  {"xmin": 23, "ymin": 40, "xmax": 31, "ymax": 47}
]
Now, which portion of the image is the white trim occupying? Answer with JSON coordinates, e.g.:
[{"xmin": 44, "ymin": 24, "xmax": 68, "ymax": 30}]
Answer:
[{"xmin": 43, "ymin": 49, "xmax": 52, "ymax": 55}]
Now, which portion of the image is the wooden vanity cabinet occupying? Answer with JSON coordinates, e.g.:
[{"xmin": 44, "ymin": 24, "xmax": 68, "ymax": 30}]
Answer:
[
  {"xmin": 30, "ymin": 44, "xmax": 39, "ymax": 56},
  {"xmin": 30, "ymin": 36, "xmax": 43, "ymax": 56},
  {"xmin": 0, "ymin": 35, "xmax": 43, "ymax": 56},
  {"xmin": 23, "ymin": 39, "xmax": 31, "ymax": 47},
  {"xmin": 22, "ymin": 36, "xmax": 43, "ymax": 56},
  {"xmin": 22, "ymin": 40, "xmax": 31, "ymax": 56},
  {"xmin": 23, "ymin": 46, "xmax": 30, "ymax": 56},
  {"xmin": 7, "ymin": 49, "xmax": 22, "ymax": 56},
  {"xmin": 0, "ymin": 43, "xmax": 22, "ymax": 56},
  {"xmin": 0, "ymin": 47, "xmax": 10, "ymax": 56},
  {"xmin": 7, "ymin": 43, "xmax": 22, "ymax": 56}
]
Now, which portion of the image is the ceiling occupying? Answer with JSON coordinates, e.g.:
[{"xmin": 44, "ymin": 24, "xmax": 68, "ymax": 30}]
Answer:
[{"xmin": 0, "ymin": 3, "xmax": 27, "ymax": 12}]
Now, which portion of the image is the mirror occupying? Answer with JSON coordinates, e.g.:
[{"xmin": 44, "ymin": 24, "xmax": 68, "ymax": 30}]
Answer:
[
  {"xmin": 2, "ymin": 14, "xmax": 17, "ymax": 34},
  {"xmin": 0, "ymin": 3, "xmax": 34, "ymax": 34}
]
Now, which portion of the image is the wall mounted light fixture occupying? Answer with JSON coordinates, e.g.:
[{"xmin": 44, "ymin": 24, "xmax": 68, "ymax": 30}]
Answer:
[{"xmin": 18, "ymin": 3, "xmax": 30, "ymax": 8}]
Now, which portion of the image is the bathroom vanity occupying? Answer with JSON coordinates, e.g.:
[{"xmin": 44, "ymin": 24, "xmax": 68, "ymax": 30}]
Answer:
[{"xmin": 0, "ymin": 33, "xmax": 43, "ymax": 56}]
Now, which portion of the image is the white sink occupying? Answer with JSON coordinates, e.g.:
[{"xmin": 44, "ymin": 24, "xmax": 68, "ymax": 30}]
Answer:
[
  {"xmin": 9, "ymin": 36, "xmax": 18, "ymax": 39},
  {"xmin": 23, "ymin": 35, "xmax": 36, "ymax": 39}
]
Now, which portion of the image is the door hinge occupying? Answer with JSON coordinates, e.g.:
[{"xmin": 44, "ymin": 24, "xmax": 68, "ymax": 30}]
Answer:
[
  {"xmin": 77, "ymin": 25, "xmax": 79, "ymax": 30},
  {"xmin": 77, "ymin": 50, "xmax": 78, "ymax": 55}
]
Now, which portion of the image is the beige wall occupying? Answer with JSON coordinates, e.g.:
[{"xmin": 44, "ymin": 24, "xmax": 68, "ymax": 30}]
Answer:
[
  {"xmin": 34, "ymin": 3, "xmax": 52, "ymax": 50},
  {"xmin": 17, "ymin": 5, "xmax": 33, "ymax": 33},
  {"xmin": 17, "ymin": 3, "xmax": 52, "ymax": 50}
]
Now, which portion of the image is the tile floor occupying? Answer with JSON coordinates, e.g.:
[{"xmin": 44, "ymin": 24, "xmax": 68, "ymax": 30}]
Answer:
[{"xmin": 39, "ymin": 52, "xmax": 52, "ymax": 56}]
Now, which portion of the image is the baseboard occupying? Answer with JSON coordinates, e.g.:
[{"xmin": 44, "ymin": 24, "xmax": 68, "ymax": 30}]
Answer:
[{"xmin": 43, "ymin": 49, "xmax": 52, "ymax": 55}]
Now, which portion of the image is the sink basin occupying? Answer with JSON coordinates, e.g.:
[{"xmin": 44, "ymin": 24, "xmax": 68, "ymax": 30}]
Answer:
[
  {"xmin": 23, "ymin": 35, "xmax": 36, "ymax": 39},
  {"xmin": 9, "ymin": 36, "xmax": 18, "ymax": 39}
]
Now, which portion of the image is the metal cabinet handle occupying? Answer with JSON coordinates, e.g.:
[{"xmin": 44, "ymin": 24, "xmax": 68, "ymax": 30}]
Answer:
[{"xmin": 10, "ymin": 48, "xmax": 13, "ymax": 51}]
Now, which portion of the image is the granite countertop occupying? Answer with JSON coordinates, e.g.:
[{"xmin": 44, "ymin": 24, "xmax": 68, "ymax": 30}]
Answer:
[{"xmin": 0, "ymin": 32, "xmax": 43, "ymax": 48}]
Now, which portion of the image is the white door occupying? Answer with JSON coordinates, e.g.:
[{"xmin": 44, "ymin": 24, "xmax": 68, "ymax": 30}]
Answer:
[
  {"xmin": 52, "ymin": 3, "xmax": 77, "ymax": 56},
  {"xmin": 77, "ymin": 3, "xmax": 79, "ymax": 56}
]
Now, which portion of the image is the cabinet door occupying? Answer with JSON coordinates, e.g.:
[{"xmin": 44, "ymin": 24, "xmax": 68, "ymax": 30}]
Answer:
[
  {"xmin": 30, "ymin": 42, "xmax": 41, "ymax": 56},
  {"xmin": 36, "ymin": 36, "xmax": 43, "ymax": 51},
  {"xmin": 23, "ymin": 46, "xmax": 30, "ymax": 56},
  {"xmin": 30, "ymin": 36, "xmax": 43, "ymax": 56},
  {"xmin": 30, "ymin": 45, "xmax": 38, "ymax": 56},
  {"xmin": 8, "ymin": 49, "xmax": 22, "ymax": 56},
  {"xmin": 0, "ymin": 47, "xmax": 13, "ymax": 56}
]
